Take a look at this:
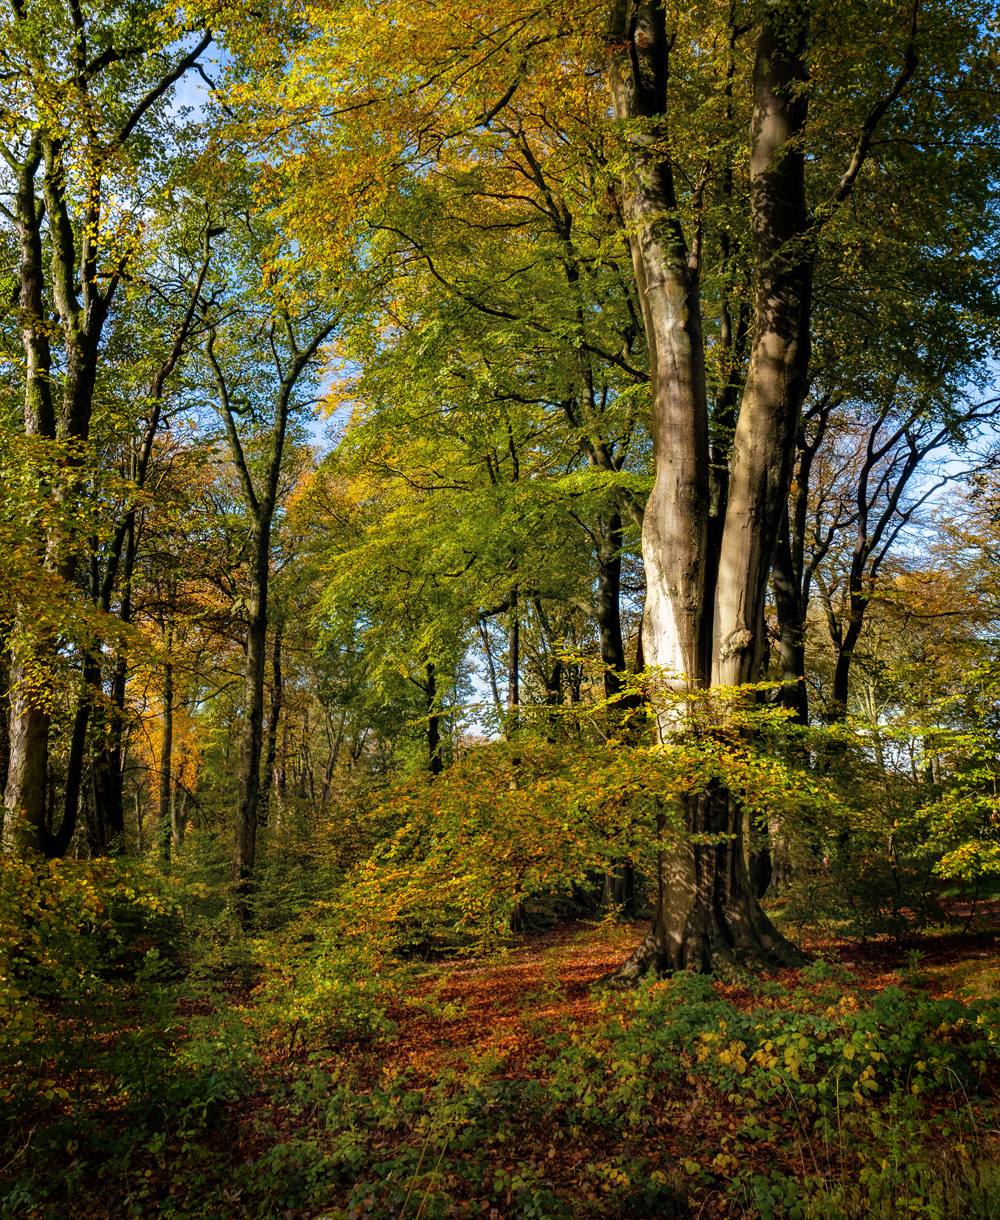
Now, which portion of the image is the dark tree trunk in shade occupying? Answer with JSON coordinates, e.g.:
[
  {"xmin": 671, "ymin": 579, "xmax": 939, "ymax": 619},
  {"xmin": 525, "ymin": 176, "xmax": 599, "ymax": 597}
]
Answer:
[
  {"xmin": 52, "ymin": 649, "xmax": 103, "ymax": 858},
  {"xmin": 158, "ymin": 648, "xmax": 173, "ymax": 868},
  {"xmin": 92, "ymin": 651, "xmax": 128, "ymax": 851},
  {"xmin": 478, "ymin": 618, "xmax": 503, "ymax": 713},
  {"xmin": 595, "ymin": 511, "xmax": 644, "ymax": 752},
  {"xmin": 258, "ymin": 624, "xmax": 283, "ymax": 829},
  {"xmin": 206, "ymin": 319, "xmax": 332, "ymax": 924},
  {"xmin": 601, "ymin": 860, "xmax": 636, "ymax": 915},
  {"xmin": 507, "ymin": 584, "xmax": 519, "ymax": 735},
  {"xmin": 596, "ymin": 512, "xmax": 628, "ymax": 699},
  {"xmin": 426, "ymin": 663, "xmax": 443, "ymax": 775},
  {"xmin": 172, "ymin": 785, "xmax": 188, "ymax": 853},
  {"xmin": 0, "ymin": 652, "xmax": 9, "ymax": 846},
  {"xmin": 234, "ymin": 549, "xmax": 268, "ymax": 909}
]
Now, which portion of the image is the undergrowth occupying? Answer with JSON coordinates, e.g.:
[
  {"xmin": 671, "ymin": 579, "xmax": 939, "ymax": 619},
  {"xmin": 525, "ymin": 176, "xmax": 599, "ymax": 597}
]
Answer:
[{"xmin": 3, "ymin": 855, "xmax": 1000, "ymax": 1219}]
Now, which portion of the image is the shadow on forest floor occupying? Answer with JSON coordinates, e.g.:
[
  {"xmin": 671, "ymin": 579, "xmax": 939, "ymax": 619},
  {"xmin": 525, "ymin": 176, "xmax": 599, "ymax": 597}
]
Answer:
[{"xmin": 6, "ymin": 916, "xmax": 1000, "ymax": 1220}]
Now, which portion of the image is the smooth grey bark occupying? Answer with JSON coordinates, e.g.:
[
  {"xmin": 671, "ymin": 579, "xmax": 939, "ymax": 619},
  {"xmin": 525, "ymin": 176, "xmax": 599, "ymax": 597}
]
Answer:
[
  {"xmin": 608, "ymin": 0, "xmax": 711, "ymax": 707},
  {"xmin": 605, "ymin": 0, "xmax": 917, "ymax": 977}
]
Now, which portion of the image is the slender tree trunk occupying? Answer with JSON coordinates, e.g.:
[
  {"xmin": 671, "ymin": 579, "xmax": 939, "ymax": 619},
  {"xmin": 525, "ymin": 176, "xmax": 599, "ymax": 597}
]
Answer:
[
  {"xmin": 93, "ymin": 651, "xmax": 129, "ymax": 851},
  {"xmin": 258, "ymin": 623, "xmax": 283, "ymax": 829},
  {"xmin": 55, "ymin": 649, "xmax": 103, "ymax": 858},
  {"xmin": 425, "ymin": 662, "xmax": 443, "ymax": 775},
  {"xmin": 172, "ymin": 784, "xmax": 188, "ymax": 854},
  {"xmin": 318, "ymin": 710, "xmax": 347, "ymax": 812},
  {"xmin": 507, "ymin": 584, "xmax": 520, "ymax": 736},
  {"xmin": 596, "ymin": 512, "xmax": 628, "ymax": 700},
  {"xmin": 158, "ymin": 640, "xmax": 173, "ymax": 869},
  {"xmin": 278, "ymin": 715, "xmax": 288, "ymax": 796},
  {"xmin": 233, "ymin": 537, "xmax": 269, "ymax": 917},
  {"xmin": 206, "ymin": 317, "xmax": 332, "ymax": 920},
  {"xmin": 771, "ymin": 513, "xmax": 810, "ymax": 723},
  {"xmin": 831, "ymin": 612, "xmax": 865, "ymax": 720},
  {"xmin": 0, "ymin": 652, "xmax": 9, "ymax": 849},
  {"xmin": 478, "ymin": 618, "xmax": 503, "ymax": 714}
]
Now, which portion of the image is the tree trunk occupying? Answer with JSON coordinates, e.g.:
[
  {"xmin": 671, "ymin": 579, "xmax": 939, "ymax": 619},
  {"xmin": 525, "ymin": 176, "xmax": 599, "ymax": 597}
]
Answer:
[
  {"xmin": 158, "ymin": 645, "xmax": 173, "ymax": 869},
  {"xmin": 831, "ymin": 613, "xmax": 864, "ymax": 720},
  {"xmin": 604, "ymin": 0, "xmax": 819, "ymax": 976},
  {"xmin": 613, "ymin": 788, "xmax": 793, "ymax": 978},
  {"xmin": 596, "ymin": 512, "xmax": 628, "ymax": 700},
  {"xmin": 233, "ymin": 539, "xmax": 269, "ymax": 919},
  {"xmin": 478, "ymin": 618, "xmax": 503, "ymax": 713},
  {"xmin": 0, "ymin": 652, "xmax": 9, "ymax": 849},
  {"xmin": 206, "ymin": 317, "xmax": 333, "ymax": 920},
  {"xmin": 92, "ymin": 652, "xmax": 128, "ymax": 851},
  {"xmin": 258, "ymin": 623, "xmax": 283, "ymax": 829},
  {"xmin": 172, "ymin": 785, "xmax": 188, "ymax": 854},
  {"xmin": 426, "ymin": 662, "xmax": 443, "ymax": 775},
  {"xmin": 318, "ymin": 710, "xmax": 347, "ymax": 812},
  {"xmin": 506, "ymin": 584, "xmax": 519, "ymax": 736},
  {"xmin": 4, "ymin": 670, "xmax": 49, "ymax": 855},
  {"xmin": 53, "ymin": 649, "xmax": 102, "ymax": 858},
  {"xmin": 771, "ymin": 512, "xmax": 809, "ymax": 724}
]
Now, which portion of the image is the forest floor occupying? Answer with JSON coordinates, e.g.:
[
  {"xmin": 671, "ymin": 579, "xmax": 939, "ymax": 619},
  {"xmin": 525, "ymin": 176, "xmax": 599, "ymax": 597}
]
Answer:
[{"xmin": 7, "ymin": 914, "xmax": 1000, "ymax": 1220}]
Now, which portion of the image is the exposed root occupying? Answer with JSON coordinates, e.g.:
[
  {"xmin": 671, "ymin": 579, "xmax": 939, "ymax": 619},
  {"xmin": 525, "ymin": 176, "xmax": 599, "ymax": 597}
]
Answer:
[{"xmin": 599, "ymin": 905, "xmax": 806, "ymax": 989}]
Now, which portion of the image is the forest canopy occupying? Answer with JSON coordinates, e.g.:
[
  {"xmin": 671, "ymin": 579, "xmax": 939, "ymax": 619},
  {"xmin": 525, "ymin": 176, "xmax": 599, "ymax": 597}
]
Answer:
[{"xmin": 4, "ymin": 0, "xmax": 1000, "ymax": 1217}]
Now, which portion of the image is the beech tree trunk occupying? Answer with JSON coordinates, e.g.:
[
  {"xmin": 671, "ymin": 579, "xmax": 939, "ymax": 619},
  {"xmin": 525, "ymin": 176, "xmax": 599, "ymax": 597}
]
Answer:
[
  {"xmin": 5, "ymin": 673, "xmax": 49, "ymax": 855},
  {"xmin": 605, "ymin": 0, "xmax": 916, "ymax": 975},
  {"xmin": 258, "ymin": 624, "xmax": 283, "ymax": 828},
  {"xmin": 92, "ymin": 517, "xmax": 136, "ymax": 852},
  {"xmin": 318, "ymin": 710, "xmax": 347, "ymax": 812},
  {"xmin": 233, "ymin": 540, "xmax": 269, "ymax": 914},
  {"xmin": 3, "ymin": 46, "xmax": 209, "ymax": 857},
  {"xmin": 158, "ymin": 645, "xmax": 174, "ymax": 868},
  {"xmin": 605, "ymin": 0, "xmax": 829, "ymax": 976},
  {"xmin": 56, "ymin": 649, "xmax": 102, "ymax": 858}
]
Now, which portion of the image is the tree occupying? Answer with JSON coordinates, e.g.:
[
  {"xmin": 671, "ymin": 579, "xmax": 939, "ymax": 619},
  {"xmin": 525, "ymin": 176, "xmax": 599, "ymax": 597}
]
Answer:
[
  {"xmin": 226, "ymin": 0, "xmax": 1000, "ymax": 972},
  {"xmin": 0, "ymin": 0, "xmax": 212, "ymax": 853},
  {"xmin": 605, "ymin": 0, "xmax": 850, "ymax": 974},
  {"xmin": 198, "ymin": 217, "xmax": 336, "ymax": 919}
]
